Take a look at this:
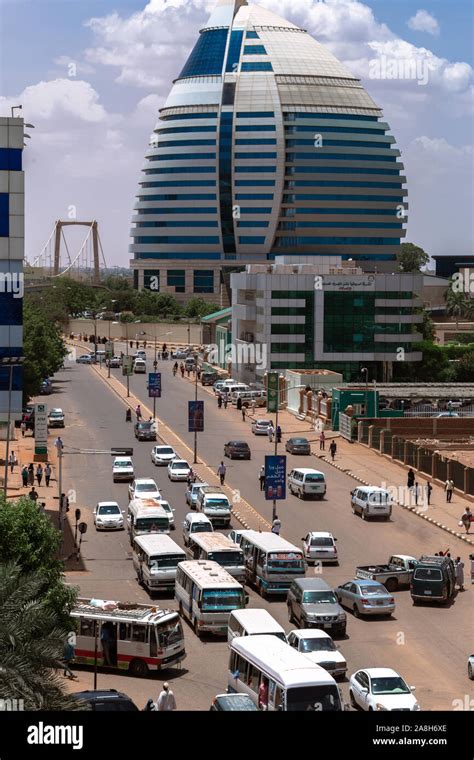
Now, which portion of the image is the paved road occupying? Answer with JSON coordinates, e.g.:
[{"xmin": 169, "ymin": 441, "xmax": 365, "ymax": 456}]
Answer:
[{"xmin": 51, "ymin": 354, "xmax": 473, "ymax": 711}]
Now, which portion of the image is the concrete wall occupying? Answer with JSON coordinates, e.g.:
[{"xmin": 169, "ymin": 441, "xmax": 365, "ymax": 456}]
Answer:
[{"xmin": 66, "ymin": 319, "xmax": 203, "ymax": 344}]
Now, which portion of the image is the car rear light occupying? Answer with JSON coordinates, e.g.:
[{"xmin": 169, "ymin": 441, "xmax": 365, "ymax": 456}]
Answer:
[{"xmin": 388, "ymin": 597, "xmax": 394, "ymax": 603}]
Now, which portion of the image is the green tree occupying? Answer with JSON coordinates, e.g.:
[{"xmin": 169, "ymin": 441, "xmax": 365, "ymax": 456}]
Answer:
[
  {"xmin": 455, "ymin": 350, "xmax": 474, "ymax": 381},
  {"xmin": 445, "ymin": 284, "xmax": 474, "ymax": 328},
  {"xmin": 23, "ymin": 300, "xmax": 67, "ymax": 400},
  {"xmin": 184, "ymin": 297, "xmax": 219, "ymax": 319},
  {"xmin": 393, "ymin": 340, "xmax": 456, "ymax": 382},
  {"xmin": 0, "ymin": 563, "xmax": 84, "ymax": 710},
  {"xmin": 396, "ymin": 242, "xmax": 430, "ymax": 272}
]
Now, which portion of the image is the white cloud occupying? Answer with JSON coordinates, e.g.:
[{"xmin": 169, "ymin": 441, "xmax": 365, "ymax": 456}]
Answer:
[{"xmin": 407, "ymin": 9, "xmax": 440, "ymax": 36}]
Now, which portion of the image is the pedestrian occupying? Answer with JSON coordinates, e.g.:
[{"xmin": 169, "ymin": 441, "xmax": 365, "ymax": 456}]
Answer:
[
  {"xmin": 271, "ymin": 516, "xmax": 281, "ymax": 535},
  {"xmin": 136, "ymin": 340, "xmax": 139, "ymax": 349},
  {"xmin": 27, "ymin": 463, "xmax": 34, "ymax": 486},
  {"xmin": 455, "ymin": 557, "xmax": 465, "ymax": 591},
  {"xmin": 130, "ymin": 340, "xmax": 133, "ymax": 349},
  {"xmin": 251, "ymin": 398, "xmax": 257, "ymax": 415},
  {"xmin": 36, "ymin": 463, "xmax": 43, "ymax": 487},
  {"xmin": 268, "ymin": 424, "xmax": 274, "ymax": 444},
  {"xmin": 258, "ymin": 676, "xmax": 269, "ymax": 711},
  {"xmin": 156, "ymin": 682, "xmax": 177, "ymax": 711},
  {"xmin": 136, "ymin": 404, "xmax": 142, "ymax": 421},
  {"xmin": 143, "ymin": 339, "xmax": 147, "ymax": 349},
  {"xmin": 319, "ymin": 431, "xmax": 325, "ymax": 451},
  {"xmin": 242, "ymin": 406, "xmax": 246, "ymax": 422},
  {"xmin": 21, "ymin": 465, "xmax": 28, "ymax": 488},
  {"xmin": 329, "ymin": 440, "xmax": 337, "ymax": 462},
  {"xmin": 407, "ymin": 468, "xmax": 415, "ymax": 489},
  {"xmin": 445, "ymin": 479, "xmax": 454, "ymax": 503},
  {"xmin": 426, "ymin": 481, "xmax": 433, "ymax": 506},
  {"xmin": 8, "ymin": 451, "xmax": 17, "ymax": 473},
  {"xmin": 63, "ymin": 641, "xmax": 78, "ymax": 680},
  {"xmin": 54, "ymin": 436, "xmax": 63, "ymax": 453},
  {"xmin": 217, "ymin": 394, "xmax": 222, "ymax": 409},
  {"xmin": 259, "ymin": 465, "xmax": 265, "ymax": 491},
  {"xmin": 236, "ymin": 397, "xmax": 242, "ymax": 411},
  {"xmin": 469, "ymin": 553, "xmax": 474, "ymax": 585},
  {"xmin": 223, "ymin": 395, "xmax": 228, "ymax": 409},
  {"xmin": 143, "ymin": 698, "xmax": 156, "ymax": 712},
  {"xmin": 217, "ymin": 461, "xmax": 226, "ymax": 486},
  {"xmin": 28, "ymin": 487, "xmax": 38, "ymax": 502},
  {"xmin": 20, "ymin": 420, "xmax": 26, "ymax": 438},
  {"xmin": 100, "ymin": 621, "xmax": 114, "ymax": 666},
  {"xmin": 460, "ymin": 507, "xmax": 472, "ymax": 534},
  {"xmin": 413, "ymin": 481, "xmax": 420, "ymax": 506},
  {"xmin": 45, "ymin": 463, "xmax": 52, "ymax": 487}
]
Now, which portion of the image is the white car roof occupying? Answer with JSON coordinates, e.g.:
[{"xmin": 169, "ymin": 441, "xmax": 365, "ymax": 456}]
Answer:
[
  {"xmin": 356, "ymin": 486, "xmax": 390, "ymax": 494},
  {"xmin": 97, "ymin": 501, "xmax": 120, "ymax": 508},
  {"xmin": 114, "ymin": 457, "xmax": 132, "ymax": 464},
  {"xmin": 135, "ymin": 479, "xmax": 158, "ymax": 486},
  {"xmin": 185, "ymin": 512, "xmax": 212, "ymax": 523},
  {"xmin": 308, "ymin": 531, "xmax": 334, "ymax": 539},
  {"xmin": 171, "ymin": 460, "xmax": 189, "ymax": 466},
  {"xmin": 291, "ymin": 628, "xmax": 332, "ymax": 640},
  {"xmin": 51, "ymin": 408, "xmax": 63, "ymax": 413},
  {"xmin": 361, "ymin": 668, "xmax": 400, "ymax": 678}
]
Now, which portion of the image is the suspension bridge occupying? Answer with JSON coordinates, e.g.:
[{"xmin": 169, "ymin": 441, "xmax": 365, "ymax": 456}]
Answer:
[{"xmin": 25, "ymin": 220, "xmax": 107, "ymax": 284}]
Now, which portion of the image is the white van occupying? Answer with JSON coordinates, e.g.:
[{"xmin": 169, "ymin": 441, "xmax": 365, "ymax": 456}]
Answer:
[
  {"xmin": 127, "ymin": 498, "xmax": 171, "ymax": 543},
  {"xmin": 134, "ymin": 358, "xmax": 146, "ymax": 374},
  {"xmin": 227, "ymin": 609, "xmax": 287, "ymax": 645},
  {"xmin": 351, "ymin": 486, "xmax": 392, "ymax": 521},
  {"xmin": 288, "ymin": 468, "xmax": 327, "ymax": 500},
  {"xmin": 196, "ymin": 486, "xmax": 232, "ymax": 527},
  {"xmin": 132, "ymin": 534, "xmax": 186, "ymax": 592},
  {"xmin": 186, "ymin": 533, "xmax": 245, "ymax": 583},
  {"xmin": 220, "ymin": 383, "xmax": 248, "ymax": 397},
  {"xmin": 231, "ymin": 389, "xmax": 266, "ymax": 407},
  {"xmin": 182, "ymin": 512, "xmax": 214, "ymax": 547}
]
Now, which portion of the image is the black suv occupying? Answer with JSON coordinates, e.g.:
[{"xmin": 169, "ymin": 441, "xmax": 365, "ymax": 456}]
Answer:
[
  {"xmin": 410, "ymin": 555, "xmax": 456, "ymax": 605},
  {"xmin": 71, "ymin": 689, "xmax": 139, "ymax": 711}
]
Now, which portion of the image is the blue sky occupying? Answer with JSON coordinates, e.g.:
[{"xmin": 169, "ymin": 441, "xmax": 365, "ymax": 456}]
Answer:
[{"xmin": 1, "ymin": 0, "xmax": 473, "ymax": 267}]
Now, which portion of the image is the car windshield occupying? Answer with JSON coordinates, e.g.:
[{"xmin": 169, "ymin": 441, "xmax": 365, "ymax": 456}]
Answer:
[
  {"xmin": 206, "ymin": 499, "xmax": 229, "ymax": 510},
  {"xmin": 115, "ymin": 461, "xmax": 131, "ymax": 468},
  {"xmin": 192, "ymin": 524, "xmax": 213, "ymax": 534},
  {"xmin": 98, "ymin": 505, "xmax": 120, "ymax": 515},
  {"xmin": 413, "ymin": 568, "xmax": 442, "ymax": 581},
  {"xmin": 156, "ymin": 619, "xmax": 183, "ymax": 648},
  {"xmin": 159, "ymin": 502, "xmax": 171, "ymax": 513},
  {"xmin": 302, "ymin": 590, "xmax": 337, "ymax": 604},
  {"xmin": 292, "ymin": 439, "xmax": 308, "ymax": 445},
  {"xmin": 360, "ymin": 585, "xmax": 387, "ymax": 596},
  {"xmin": 299, "ymin": 638, "xmax": 337, "ymax": 653},
  {"xmin": 202, "ymin": 589, "xmax": 245, "ymax": 610},
  {"xmin": 267, "ymin": 553, "xmax": 304, "ymax": 572},
  {"xmin": 138, "ymin": 422, "xmax": 152, "ymax": 430},
  {"xmin": 287, "ymin": 685, "xmax": 341, "ymax": 712},
  {"xmin": 310, "ymin": 537, "xmax": 334, "ymax": 547},
  {"xmin": 305, "ymin": 473, "xmax": 325, "ymax": 483},
  {"xmin": 136, "ymin": 483, "xmax": 157, "ymax": 492},
  {"xmin": 371, "ymin": 677, "xmax": 410, "ymax": 695},
  {"xmin": 231, "ymin": 443, "xmax": 249, "ymax": 449},
  {"xmin": 149, "ymin": 555, "xmax": 182, "ymax": 570},
  {"xmin": 157, "ymin": 448, "xmax": 174, "ymax": 455},
  {"xmin": 368, "ymin": 492, "xmax": 390, "ymax": 504},
  {"xmin": 135, "ymin": 518, "xmax": 168, "ymax": 532},
  {"xmin": 215, "ymin": 696, "xmax": 257, "ymax": 711},
  {"xmin": 257, "ymin": 421, "xmax": 271, "ymax": 427},
  {"xmin": 207, "ymin": 551, "xmax": 243, "ymax": 565},
  {"xmin": 172, "ymin": 461, "xmax": 188, "ymax": 469}
]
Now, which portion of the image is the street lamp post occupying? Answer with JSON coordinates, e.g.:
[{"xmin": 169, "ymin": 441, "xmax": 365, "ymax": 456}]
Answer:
[
  {"xmin": 1, "ymin": 357, "xmax": 22, "ymax": 498},
  {"xmin": 193, "ymin": 363, "xmax": 198, "ymax": 464},
  {"xmin": 361, "ymin": 367, "xmax": 368, "ymax": 417},
  {"xmin": 138, "ymin": 329, "xmax": 171, "ymax": 419}
]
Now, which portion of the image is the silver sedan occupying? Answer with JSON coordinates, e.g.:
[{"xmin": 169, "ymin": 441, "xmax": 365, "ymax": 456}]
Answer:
[{"xmin": 335, "ymin": 579, "xmax": 395, "ymax": 618}]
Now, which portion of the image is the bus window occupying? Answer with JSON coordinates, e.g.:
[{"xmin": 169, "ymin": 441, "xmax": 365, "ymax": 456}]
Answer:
[
  {"xmin": 131, "ymin": 625, "xmax": 147, "ymax": 643},
  {"xmin": 248, "ymin": 665, "xmax": 259, "ymax": 691},
  {"xmin": 80, "ymin": 619, "xmax": 94, "ymax": 637},
  {"xmin": 274, "ymin": 685, "xmax": 283, "ymax": 711},
  {"xmin": 118, "ymin": 623, "xmax": 130, "ymax": 640}
]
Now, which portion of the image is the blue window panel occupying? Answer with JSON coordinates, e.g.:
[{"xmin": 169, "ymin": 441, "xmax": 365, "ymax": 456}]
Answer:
[
  {"xmin": 237, "ymin": 221, "xmax": 269, "ymax": 227},
  {"xmin": 235, "ymin": 180, "xmax": 275, "ymax": 186},
  {"xmin": 288, "ymin": 167, "xmax": 400, "ymax": 175},
  {"xmin": 179, "ymin": 29, "xmax": 228, "ymax": 78},
  {"xmin": 286, "ymin": 139, "xmax": 395, "ymax": 149},
  {"xmin": 0, "ymin": 347, "xmax": 22, "ymax": 359},
  {"xmin": 285, "ymin": 113, "xmax": 379, "ymax": 122},
  {"xmin": 282, "ymin": 193, "xmax": 404, "ymax": 202},
  {"xmin": 235, "ymin": 152, "xmax": 277, "ymax": 159},
  {"xmin": 157, "ymin": 139, "xmax": 216, "ymax": 147},
  {"xmin": 225, "ymin": 30, "xmax": 244, "ymax": 72},
  {"xmin": 240, "ymin": 62, "xmax": 273, "ymax": 71},
  {"xmin": 167, "ymin": 269, "xmax": 186, "ymax": 292},
  {"xmin": 235, "ymin": 194, "xmax": 274, "ymax": 199},
  {"xmin": 291, "ymin": 222, "xmax": 403, "ymax": 229},
  {"xmin": 141, "ymin": 181, "xmax": 216, "ymax": 188},
  {"xmin": 246, "ymin": 31, "xmax": 260, "ymax": 38},
  {"xmin": 158, "ymin": 126, "xmax": 217, "ymax": 134},
  {"xmin": 236, "ymin": 112, "xmax": 275, "ymax": 118},
  {"xmin": 135, "ymin": 221, "xmax": 219, "ymax": 228},
  {"xmin": 0, "ymin": 366, "xmax": 22, "ymax": 392},
  {"xmin": 286, "ymin": 152, "xmax": 397, "ymax": 162},
  {"xmin": 287, "ymin": 208, "xmax": 400, "ymax": 216},
  {"xmin": 146, "ymin": 167, "xmax": 216, "ymax": 174},
  {"xmin": 235, "ymin": 125, "xmax": 276, "ymax": 132},
  {"xmin": 239, "ymin": 207, "xmax": 272, "ymax": 213},
  {"xmin": 160, "ymin": 113, "xmax": 217, "ymax": 121},
  {"xmin": 238, "ymin": 236, "xmax": 266, "ymax": 243},
  {"xmin": 235, "ymin": 166, "xmax": 277, "ymax": 173},
  {"xmin": 291, "ymin": 181, "xmax": 404, "ymax": 188},
  {"xmin": 138, "ymin": 194, "xmax": 217, "ymax": 201},
  {"xmin": 194, "ymin": 269, "xmax": 214, "ymax": 293},
  {"xmin": 285, "ymin": 125, "xmax": 385, "ymax": 135},
  {"xmin": 0, "ymin": 148, "xmax": 22, "ymax": 171},
  {"xmin": 235, "ymin": 138, "xmax": 277, "ymax": 145},
  {"xmin": 137, "ymin": 208, "xmax": 218, "ymax": 214},
  {"xmin": 0, "ymin": 194, "xmax": 9, "ymax": 237},
  {"xmin": 149, "ymin": 153, "xmax": 216, "ymax": 161},
  {"xmin": 135, "ymin": 236, "xmax": 220, "ymax": 244},
  {"xmin": 276, "ymin": 236, "xmax": 400, "ymax": 245},
  {"xmin": 0, "ymin": 294, "xmax": 22, "ymax": 324},
  {"xmin": 134, "ymin": 252, "xmax": 222, "ymax": 260},
  {"xmin": 243, "ymin": 45, "xmax": 267, "ymax": 54}
]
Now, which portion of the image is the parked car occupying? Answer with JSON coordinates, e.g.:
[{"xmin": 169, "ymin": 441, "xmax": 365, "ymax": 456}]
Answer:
[
  {"xmin": 48, "ymin": 408, "xmax": 65, "ymax": 428},
  {"xmin": 287, "ymin": 629, "xmax": 347, "ymax": 680},
  {"xmin": 468, "ymin": 655, "xmax": 474, "ymax": 680},
  {"xmin": 224, "ymin": 441, "xmax": 251, "ymax": 460},
  {"xmin": 168, "ymin": 459, "xmax": 192, "ymax": 481},
  {"xmin": 285, "ymin": 437, "xmax": 311, "ymax": 455},
  {"xmin": 335, "ymin": 579, "xmax": 395, "ymax": 618},
  {"xmin": 112, "ymin": 457, "xmax": 134, "ymax": 483},
  {"xmin": 287, "ymin": 578, "xmax": 346, "ymax": 636},
  {"xmin": 76, "ymin": 354, "xmax": 93, "ymax": 364},
  {"xmin": 210, "ymin": 694, "xmax": 258, "ymax": 711},
  {"xmin": 356, "ymin": 555, "xmax": 417, "ymax": 592},
  {"xmin": 71, "ymin": 689, "xmax": 139, "ymax": 712},
  {"xmin": 134, "ymin": 421, "xmax": 156, "ymax": 441},
  {"xmin": 186, "ymin": 481, "xmax": 209, "ymax": 508},
  {"xmin": 128, "ymin": 478, "xmax": 161, "ymax": 501},
  {"xmin": 349, "ymin": 669, "xmax": 420, "ymax": 711},
  {"xmin": 151, "ymin": 445, "xmax": 177, "ymax": 466},
  {"xmin": 93, "ymin": 502, "xmax": 125, "ymax": 531},
  {"xmin": 302, "ymin": 532, "xmax": 338, "ymax": 565},
  {"xmin": 251, "ymin": 419, "xmax": 273, "ymax": 436},
  {"xmin": 350, "ymin": 486, "xmax": 392, "ymax": 521}
]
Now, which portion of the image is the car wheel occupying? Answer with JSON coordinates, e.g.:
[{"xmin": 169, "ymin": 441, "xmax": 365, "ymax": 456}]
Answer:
[
  {"xmin": 385, "ymin": 578, "xmax": 398, "ymax": 593},
  {"xmin": 193, "ymin": 617, "xmax": 201, "ymax": 638},
  {"xmin": 349, "ymin": 690, "xmax": 357, "ymax": 709},
  {"xmin": 353, "ymin": 604, "xmax": 360, "ymax": 618},
  {"xmin": 259, "ymin": 581, "xmax": 266, "ymax": 599},
  {"xmin": 361, "ymin": 509, "xmax": 367, "ymax": 521},
  {"xmin": 129, "ymin": 658, "xmax": 149, "ymax": 678}
]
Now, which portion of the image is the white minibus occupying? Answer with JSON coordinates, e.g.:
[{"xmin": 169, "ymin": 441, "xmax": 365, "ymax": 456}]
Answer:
[
  {"xmin": 132, "ymin": 534, "xmax": 186, "ymax": 593},
  {"xmin": 240, "ymin": 531, "xmax": 306, "ymax": 597},
  {"xmin": 186, "ymin": 533, "xmax": 245, "ymax": 583},
  {"xmin": 227, "ymin": 608, "xmax": 287, "ymax": 645},
  {"xmin": 127, "ymin": 498, "xmax": 170, "ymax": 543}
]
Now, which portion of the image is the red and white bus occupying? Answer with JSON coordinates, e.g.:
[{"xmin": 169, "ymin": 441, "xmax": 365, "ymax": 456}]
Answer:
[{"xmin": 71, "ymin": 598, "xmax": 186, "ymax": 677}]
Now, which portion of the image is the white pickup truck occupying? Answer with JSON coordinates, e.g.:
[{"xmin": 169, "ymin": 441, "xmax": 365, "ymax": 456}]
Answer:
[{"xmin": 355, "ymin": 554, "xmax": 418, "ymax": 592}]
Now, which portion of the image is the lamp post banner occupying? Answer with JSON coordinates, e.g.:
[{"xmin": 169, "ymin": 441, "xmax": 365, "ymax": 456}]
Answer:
[
  {"xmin": 188, "ymin": 401, "xmax": 204, "ymax": 432},
  {"xmin": 265, "ymin": 455, "xmax": 286, "ymax": 500},
  {"xmin": 148, "ymin": 373, "xmax": 161, "ymax": 398}
]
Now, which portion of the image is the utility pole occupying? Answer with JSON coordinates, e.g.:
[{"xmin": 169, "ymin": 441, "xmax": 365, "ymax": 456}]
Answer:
[
  {"xmin": 57, "ymin": 443, "xmax": 63, "ymax": 533},
  {"xmin": 153, "ymin": 334, "xmax": 157, "ymax": 420},
  {"xmin": 272, "ymin": 382, "xmax": 279, "ymax": 523},
  {"xmin": 193, "ymin": 362, "xmax": 198, "ymax": 464}
]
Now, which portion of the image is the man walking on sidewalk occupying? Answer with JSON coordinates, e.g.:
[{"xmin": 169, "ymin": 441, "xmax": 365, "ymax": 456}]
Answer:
[
  {"xmin": 21, "ymin": 465, "xmax": 28, "ymax": 488},
  {"xmin": 36, "ymin": 463, "xmax": 43, "ymax": 487},
  {"xmin": 461, "ymin": 507, "xmax": 472, "ymax": 534},
  {"xmin": 445, "ymin": 478, "xmax": 454, "ymax": 503},
  {"xmin": 8, "ymin": 451, "xmax": 17, "ymax": 473},
  {"xmin": 27, "ymin": 463, "xmax": 34, "ymax": 486},
  {"xmin": 426, "ymin": 481, "xmax": 433, "ymax": 506},
  {"xmin": 329, "ymin": 440, "xmax": 337, "ymax": 462},
  {"xmin": 217, "ymin": 461, "xmax": 226, "ymax": 486},
  {"xmin": 259, "ymin": 465, "xmax": 265, "ymax": 491},
  {"xmin": 319, "ymin": 431, "xmax": 325, "ymax": 451},
  {"xmin": 45, "ymin": 463, "xmax": 52, "ymax": 487}
]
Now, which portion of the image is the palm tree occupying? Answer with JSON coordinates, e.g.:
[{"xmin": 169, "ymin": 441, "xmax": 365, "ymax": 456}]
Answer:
[
  {"xmin": 0, "ymin": 563, "xmax": 86, "ymax": 710},
  {"xmin": 445, "ymin": 287, "xmax": 471, "ymax": 328}
]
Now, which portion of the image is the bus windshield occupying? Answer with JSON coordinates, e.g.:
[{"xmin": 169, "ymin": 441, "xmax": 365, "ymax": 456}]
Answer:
[
  {"xmin": 135, "ymin": 518, "xmax": 168, "ymax": 533},
  {"xmin": 202, "ymin": 589, "xmax": 245, "ymax": 611},
  {"xmin": 156, "ymin": 619, "xmax": 183, "ymax": 648},
  {"xmin": 207, "ymin": 551, "xmax": 243, "ymax": 566},
  {"xmin": 149, "ymin": 554, "xmax": 183, "ymax": 570},
  {"xmin": 205, "ymin": 499, "xmax": 230, "ymax": 510},
  {"xmin": 267, "ymin": 553, "xmax": 304, "ymax": 573},
  {"xmin": 287, "ymin": 685, "xmax": 341, "ymax": 711}
]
